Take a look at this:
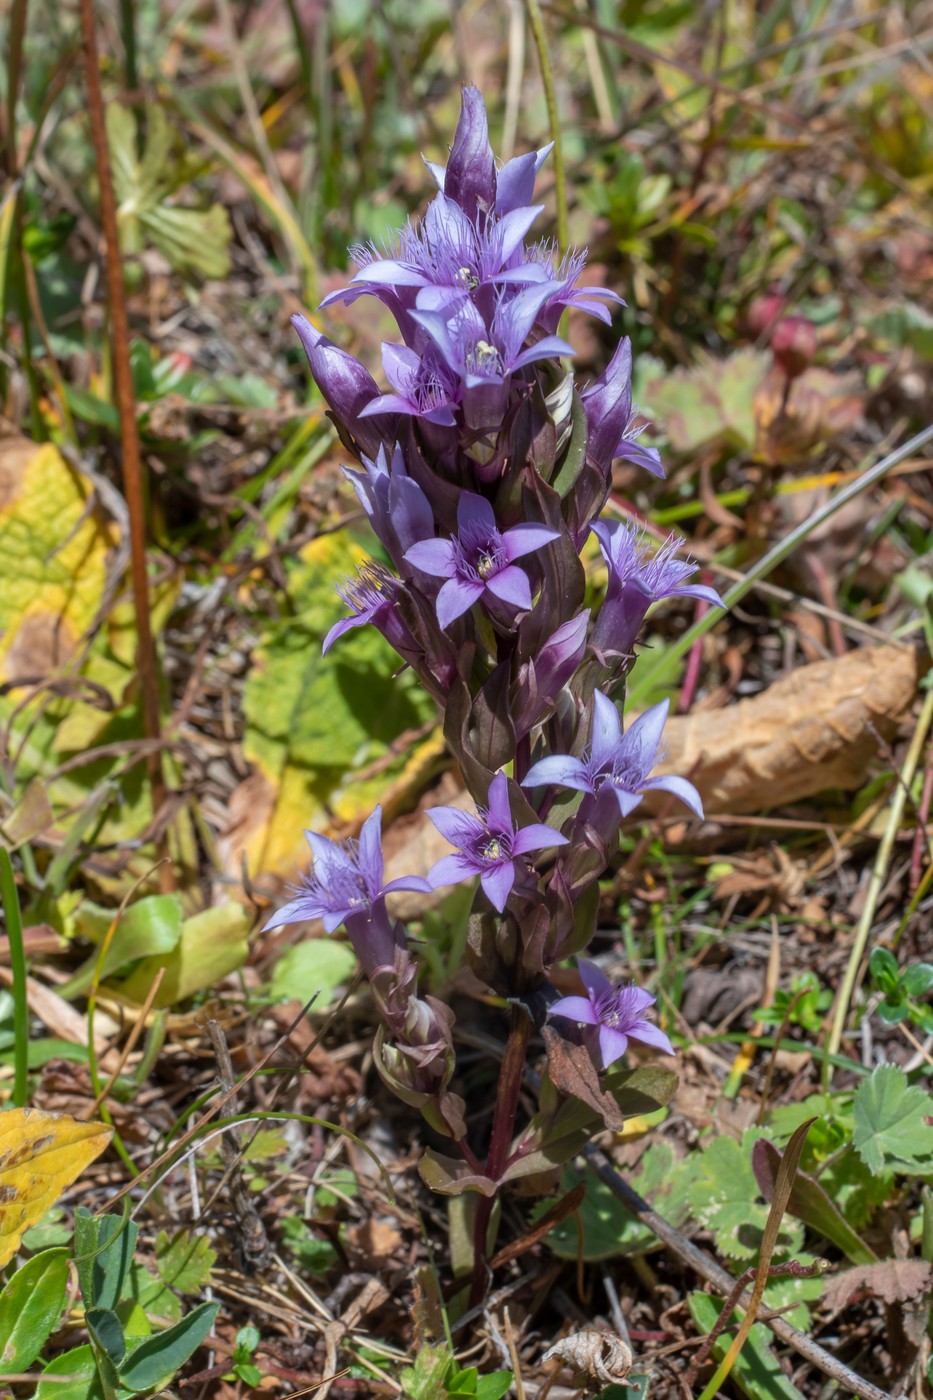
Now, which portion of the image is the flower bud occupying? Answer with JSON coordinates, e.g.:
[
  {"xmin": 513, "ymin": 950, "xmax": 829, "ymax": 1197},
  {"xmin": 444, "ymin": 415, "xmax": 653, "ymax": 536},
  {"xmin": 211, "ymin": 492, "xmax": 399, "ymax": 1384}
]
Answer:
[
  {"xmin": 747, "ymin": 291, "xmax": 785, "ymax": 340},
  {"xmin": 771, "ymin": 316, "xmax": 817, "ymax": 380}
]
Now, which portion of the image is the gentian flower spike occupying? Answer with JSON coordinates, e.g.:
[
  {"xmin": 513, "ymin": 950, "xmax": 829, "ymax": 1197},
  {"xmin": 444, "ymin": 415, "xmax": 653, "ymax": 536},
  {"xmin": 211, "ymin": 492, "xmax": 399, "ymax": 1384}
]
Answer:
[
  {"xmin": 522, "ymin": 692, "xmax": 705, "ymax": 820},
  {"xmin": 405, "ymin": 491, "xmax": 559, "ymax": 628},
  {"xmin": 549, "ymin": 959, "xmax": 674, "ymax": 1066},
  {"xmin": 263, "ymin": 808, "xmax": 430, "ymax": 973},
  {"xmin": 427, "ymin": 771, "xmax": 568, "ymax": 912},
  {"xmin": 591, "ymin": 520, "xmax": 724, "ymax": 661}
]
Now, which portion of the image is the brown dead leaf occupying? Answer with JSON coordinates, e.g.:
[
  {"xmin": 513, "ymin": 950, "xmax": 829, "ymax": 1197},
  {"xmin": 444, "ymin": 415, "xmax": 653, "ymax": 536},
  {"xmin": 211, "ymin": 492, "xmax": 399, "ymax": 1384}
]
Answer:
[
  {"xmin": 755, "ymin": 364, "xmax": 863, "ymax": 464},
  {"xmin": 345, "ymin": 1217, "xmax": 403, "ymax": 1269},
  {"xmin": 712, "ymin": 846, "xmax": 806, "ymax": 911},
  {"xmin": 823, "ymin": 1259, "xmax": 933, "ymax": 1312},
  {"xmin": 655, "ymin": 645, "xmax": 921, "ymax": 815}
]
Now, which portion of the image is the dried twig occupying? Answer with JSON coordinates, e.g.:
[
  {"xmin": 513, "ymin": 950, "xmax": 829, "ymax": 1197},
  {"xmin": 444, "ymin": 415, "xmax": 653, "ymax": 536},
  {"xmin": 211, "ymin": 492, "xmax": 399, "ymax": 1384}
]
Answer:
[{"xmin": 582, "ymin": 1144, "xmax": 894, "ymax": 1400}]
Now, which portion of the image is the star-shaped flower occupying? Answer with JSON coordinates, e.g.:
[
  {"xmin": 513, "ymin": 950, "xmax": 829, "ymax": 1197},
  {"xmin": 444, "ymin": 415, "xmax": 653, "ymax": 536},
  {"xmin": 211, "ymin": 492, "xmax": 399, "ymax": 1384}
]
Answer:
[
  {"xmin": 522, "ymin": 692, "xmax": 704, "ymax": 819},
  {"xmin": 405, "ymin": 491, "xmax": 558, "ymax": 628},
  {"xmin": 549, "ymin": 959, "xmax": 673, "ymax": 1066},
  {"xmin": 264, "ymin": 807, "xmax": 429, "ymax": 935},
  {"xmin": 427, "ymin": 771, "xmax": 568, "ymax": 911}
]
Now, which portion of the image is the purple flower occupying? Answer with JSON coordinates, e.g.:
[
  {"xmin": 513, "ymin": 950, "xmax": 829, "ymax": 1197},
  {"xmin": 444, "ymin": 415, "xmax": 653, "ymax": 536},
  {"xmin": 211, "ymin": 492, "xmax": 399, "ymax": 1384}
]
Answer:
[
  {"xmin": 549, "ymin": 959, "xmax": 673, "ymax": 1066},
  {"xmin": 342, "ymin": 444, "xmax": 434, "ymax": 570},
  {"xmin": 322, "ymin": 561, "xmax": 416, "ymax": 657},
  {"xmin": 404, "ymin": 491, "xmax": 559, "ymax": 628},
  {"xmin": 358, "ymin": 342, "xmax": 460, "ymax": 426},
  {"xmin": 291, "ymin": 314, "xmax": 386, "ymax": 457},
  {"xmin": 499, "ymin": 243, "xmax": 624, "ymax": 331},
  {"xmin": 581, "ymin": 338, "xmax": 663, "ymax": 477},
  {"xmin": 427, "ymin": 771, "xmax": 568, "ymax": 912},
  {"xmin": 591, "ymin": 520, "xmax": 724, "ymax": 661},
  {"xmin": 263, "ymin": 808, "xmax": 430, "ymax": 976},
  {"xmin": 411, "ymin": 283, "xmax": 573, "ymax": 389},
  {"xmin": 522, "ymin": 692, "xmax": 704, "ymax": 820}
]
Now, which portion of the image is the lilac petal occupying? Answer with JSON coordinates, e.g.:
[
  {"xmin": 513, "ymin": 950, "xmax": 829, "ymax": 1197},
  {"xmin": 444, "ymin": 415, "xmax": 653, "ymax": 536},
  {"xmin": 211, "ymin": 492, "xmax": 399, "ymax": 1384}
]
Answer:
[
  {"xmin": 358, "ymin": 393, "xmax": 421, "ymax": 419},
  {"xmin": 590, "ymin": 690, "xmax": 623, "ymax": 771},
  {"xmin": 578, "ymin": 958, "xmax": 612, "ymax": 999},
  {"xmin": 485, "ymin": 565, "xmax": 532, "ymax": 610},
  {"xmin": 671, "ymin": 583, "xmax": 725, "ymax": 609},
  {"xmin": 618, "ymin": 439, "xmax": 665, "ymax": 477},
  {"xmin": 500, "ymin": 523, "xmax": 560, "ymax": 563},
  {"xmin": 512, "ymin": 823, "xmax": 569, "ymax": 854},
  {"xmin": 495, "ymin": 152, "xmax": 538, "ymax": 215},
  {"xmin": 304, "ymin": 830, "xmax": 343, "ymax": 881},
  {"xmin": 612, "ymin": 787, "xmax": 644, "ymax": 819},
  {"xmin": 481, "ymin": 861, "xmax": 515, "ymax": 912},
  {"xmin": 404, "ymin": 538, "xmax": 457, "ymax": 578},
  {"xmin": 510, "ymin": 336, "xmax": 576, "ymax": 371},
  {"xmin": 428, "ymin": 853, "xmax": 482, "ymax": 889},
  {"xmin": 628, "ymin": 1019, "xmax": 674, "ymax": 1055},
  {"xmin": 381, "ymin": 341, "xmax": 420, "ymax": 391},
  {"xmin": 321, "ymin": 910, "xmax": 348, "ymax": 934},
  {"xmin": 498, "ymin": 281, "xmax": 566, "ymax": 348},
  {"xmin": 410, "ymin": 308, "xmax": 466, "ymax": 374},
  {"xmin": 642, "ymin": 774, "xmax": 705, "ymax": 820},
  {"xmin": 549, "ymin": 995, "xmax": 599, "ymax": 1026},
  {"xmin": 383, "ymin": 874, "xmax": 434, "ymax": 895},
  {"xmin": 423, "ymin": 157, "xmax": 446, "ymax": 192},
  {"xmin": 598, "ymin": 1026, "xmax": 630, "ymax": 1067},
  {"xmin": 494, "ymin": 204, "xmax": 545, "ymax": 264},
  {"xmin": 352, "ymin": 259, "xmax": 428, "ymax": 288},
  {"xmin": 358, "ymin": 807, "xmax": 385, "ymax": 888},
  {"xmin": 621, "ymin": 699, "xmax": 669, "ymax": 772},
  {"xmin": 427, "ymin": 805, "xmax": 485, "ymax": 847},
  {"xmin": 522, "ymin": 755, "xmax": 593, "ymax": 792},
  {"xmin": 263, "ymin": 895, "xmax": 316, "ymax": 932},
  {"xmin": 437, "ymin": 576, "xmax": 484, "ymax": 628},
  {"xmin": 456, "ymin": 490, "xmax": 497, "ymax": 537},
  {"xmin": 484, "ymin": 771, "xmax": 513, "ymax": 834},
  {"xmin": 322, "ymin": 612, "xmax": 366, "ymax": 655}
]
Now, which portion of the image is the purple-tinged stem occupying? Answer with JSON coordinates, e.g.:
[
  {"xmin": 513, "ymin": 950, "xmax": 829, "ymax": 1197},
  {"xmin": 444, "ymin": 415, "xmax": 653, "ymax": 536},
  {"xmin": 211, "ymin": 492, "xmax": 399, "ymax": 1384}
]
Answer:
[{"xmin": 469, "ymin": 1004, "xmax": 532, "ymax": 1305}]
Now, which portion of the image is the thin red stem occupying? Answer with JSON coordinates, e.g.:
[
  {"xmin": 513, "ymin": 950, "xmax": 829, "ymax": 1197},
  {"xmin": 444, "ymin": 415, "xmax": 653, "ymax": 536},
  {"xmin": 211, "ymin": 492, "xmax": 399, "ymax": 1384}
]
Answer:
[{"xmin": 79, "ymin": 0, "xmax": 172, "ymax": 888}]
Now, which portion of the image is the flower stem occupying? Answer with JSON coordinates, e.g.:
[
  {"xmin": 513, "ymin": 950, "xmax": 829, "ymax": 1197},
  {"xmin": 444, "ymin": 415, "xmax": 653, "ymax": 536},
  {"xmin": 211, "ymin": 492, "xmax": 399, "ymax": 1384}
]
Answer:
[
  {"xmin": 469, "ymin": 1004, "xmax": 532, "ymax": 1304},
  {"xmin": 525, "ymin": 0, "xmax": 568, "ymax": 251}
]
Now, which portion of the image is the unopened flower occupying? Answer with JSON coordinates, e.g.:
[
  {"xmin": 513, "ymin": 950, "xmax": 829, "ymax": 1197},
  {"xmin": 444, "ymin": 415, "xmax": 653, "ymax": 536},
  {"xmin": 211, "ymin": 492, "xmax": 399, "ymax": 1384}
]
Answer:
[
  {"xmin": 405, "ymin": 491, "xmax": 558, "ymax": 628},
  {"xmin": 264, "ymin": 808, "xmax": 430, "ymax": 973},
  {"xmin": 771, "ymin": 315, "xmax": 816, "ymax": 380},
  {"xmin": 291, "ymin": 315, "xmax": 385, "ymax": 457},
  {"xmin": 342, "ymin": 444, "xmax": 434, "ymax": 570},
  {"xmin": 591, "ymin": 519, "xmax": 723, "ymax": 661},
  {"xmin": 427, "ymin": 771, "xmax": 568, "ymax": 911},
  {"xmin": 522, "ymin": 692, "xmax": 704, "ymax": 819},
  {"xmin": 581, "ymin": 337, "xmax": 663, "ymax": 477},
  {"xmin": 549, "ymin": 958, "xmax": 673, "ymax": 1066}
]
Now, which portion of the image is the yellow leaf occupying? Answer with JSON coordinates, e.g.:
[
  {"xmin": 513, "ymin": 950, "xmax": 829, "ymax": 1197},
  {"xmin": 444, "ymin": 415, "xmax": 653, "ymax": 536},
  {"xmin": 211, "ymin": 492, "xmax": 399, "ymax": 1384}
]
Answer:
[
  {"xmin": 0, "ymin": 1108, "xmax": 112, "ymax": 1266},
  {"xmin": 0, "ymin": 434, "xmax": 117, "ymax": 686}
]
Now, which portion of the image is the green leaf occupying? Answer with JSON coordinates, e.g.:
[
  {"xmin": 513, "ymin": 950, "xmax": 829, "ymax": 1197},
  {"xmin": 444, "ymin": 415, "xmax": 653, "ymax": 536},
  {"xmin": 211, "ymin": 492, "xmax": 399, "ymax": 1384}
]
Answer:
[
  {"xmin": 687, "ymin": 1133, "xmax": 802, "ymax": 1262},
  {"xmin": 542, "ymin": 1143, "xmax": 699, "ymax": 1261},
  {"xmin": 474, "ymin": 1372, "xmax": 514, "ymax": 1400},
  {"xmin": 868, "ymin": 946, "xmax": 900, "ymax": 995},
  {"xmin": 751, "ymin": 1139, "xmax": 877, "ymax": 1267},
  {"xmin": 688, "ymin": 1293, "xmax": 806, "ymax": 1400},
  {"xmin": 35, "ymin": 1345, "xmax": 104, "ymax": 1400},
  {"xmin": 853, "ymin": 1065, "xmax": 933, "ymax": 1175},
  {"xmin": 398, "ymin": 1343, "xmax": 453, "ymax": 1399},
  {"xmin": 127, "ymin": 1263, "xmax": 181, "ymax": 1326},
  {"xmin": 110, "ymin": 902, "xmax": 249, "ymax": 1006},
  {"xmin": 107, "ymin": 105, "xmax": 232, "ymax": 281},
  {"xmin": 154, "ymin": 1229, "xmax": 216, "ymax": 1294},
  {"xmin": 269, "ymin": 939, "xmax": 357, "ymax": 1008},
  {"xmin": 86, "ymin": 1308, "xmax": 127, "ymax": 1369},
  {"xmin": 903, "ymin": 964, "xmax": 933, "ymax": 997},
  {"xmin": 0, "ymin": 1247, "xmax": 69, "ymax": 1369},
  {"xmin": 116, "ymin": 1301, "xmax": 219, "ymax": 1393},
  {"xmin": 74, "ymin": 1210, "xmax": 139, "ymax": 1312},
  {"xmin": 61, "ymin": 895, "xmax": 184, "ymax": 998}
]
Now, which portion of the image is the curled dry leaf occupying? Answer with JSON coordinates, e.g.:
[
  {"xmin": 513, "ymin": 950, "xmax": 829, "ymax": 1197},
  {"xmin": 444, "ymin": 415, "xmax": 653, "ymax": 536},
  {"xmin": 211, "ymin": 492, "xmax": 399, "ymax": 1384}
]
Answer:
[
  {"xmin": 655, "ymin": 645, "xmax": 921, "ymax": 815},
  {"xmin": 823, "ymin": 1259, "xmax": 933, "ymax": 1313},
  {"xmin": 542, "ymin": 1328, "xmax": 634, "ymax": 1387}
]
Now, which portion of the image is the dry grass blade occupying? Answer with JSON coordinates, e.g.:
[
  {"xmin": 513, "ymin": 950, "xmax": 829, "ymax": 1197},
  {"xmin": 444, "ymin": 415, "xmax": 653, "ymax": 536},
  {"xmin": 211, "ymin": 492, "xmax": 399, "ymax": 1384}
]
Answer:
[{"xmin": 692, "ymin": 1116, "xmax": 816, "ymax": 1399}]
